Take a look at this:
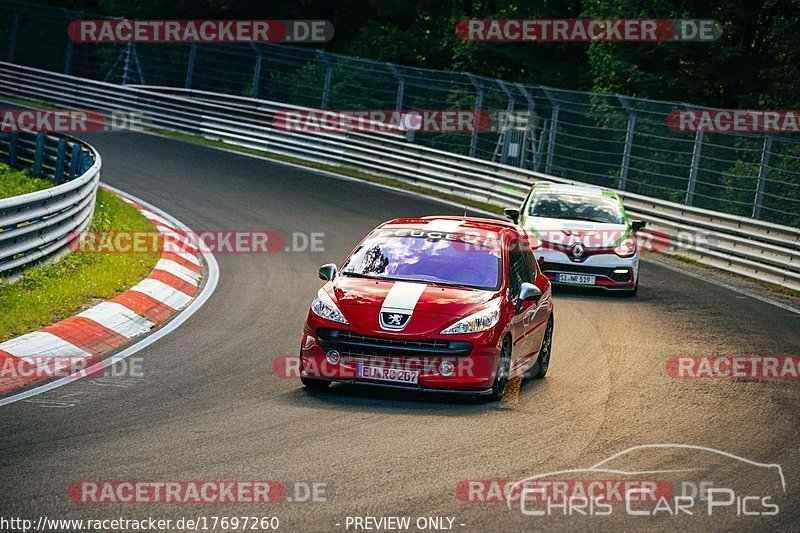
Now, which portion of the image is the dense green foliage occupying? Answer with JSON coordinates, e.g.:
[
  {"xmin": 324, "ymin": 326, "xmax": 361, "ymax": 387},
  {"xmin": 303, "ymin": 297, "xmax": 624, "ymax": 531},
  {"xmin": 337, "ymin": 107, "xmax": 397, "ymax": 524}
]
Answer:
[{"xmin": 37, "ymin": 0, "xmax": 800, "ymax": 108}]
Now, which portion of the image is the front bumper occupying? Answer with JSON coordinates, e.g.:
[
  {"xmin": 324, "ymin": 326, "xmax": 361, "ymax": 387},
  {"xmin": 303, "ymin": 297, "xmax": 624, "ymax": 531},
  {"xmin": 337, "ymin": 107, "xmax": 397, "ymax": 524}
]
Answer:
[
  {"xmin": 303, "ymin": 377, "xmax": 494, "ymax": 396},
  {"xmin": 299, "ymin": 327, "xmax": 502, "ymax": 392},
  {"xmin": 535, "ymin": 249, "xmax": 639, "ymax": 290}
]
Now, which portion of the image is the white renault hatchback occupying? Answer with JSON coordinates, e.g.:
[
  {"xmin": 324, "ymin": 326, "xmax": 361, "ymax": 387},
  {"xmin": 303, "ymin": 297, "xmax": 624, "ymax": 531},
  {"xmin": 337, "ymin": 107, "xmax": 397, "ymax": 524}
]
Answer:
[{"xmin": 505, "ymin": 183, "xmax": 646, "ymax": 296}]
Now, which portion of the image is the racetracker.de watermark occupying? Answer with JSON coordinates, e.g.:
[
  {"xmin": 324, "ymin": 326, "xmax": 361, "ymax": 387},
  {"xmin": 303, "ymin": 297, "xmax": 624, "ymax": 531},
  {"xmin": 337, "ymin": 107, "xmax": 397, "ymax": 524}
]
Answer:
[
  {"xmin": 68, "ymin": 231, "xmax": 324, "ymax": 254},
  {"xmin": 0, "ymin": 110, "xmax": 143, "ymax": 133},
  {"xmin": 67, "ymin": 480, "xmax": 328, "ymax": 504},
  {"xmin": 68, "ymin": 19, "xmax": 333, "ymax": 43},
  {"xmin": 275, "ymin": 355, "xmax": 478, "ymax": 380},
  {"xmin": 272, "ymin": 110, "xmax": 493, "ymax": 134},
  {"xmin": 0, "ymin": 356, "xmax": 144, "ymax": 381},
  {"xmin": 667, "ymin": 110, "xmax": 800, "ymax": 133},
  {"xmin": 457, "ymin": 479, "xmax": 674, "ymax": 503},
  {"xmin": 667, "ymin": 355, "xmax": 800, "ymax": 379},
  {"xmin": 455, "ymin": 19, "xmax": 721, "ymax": 42}
]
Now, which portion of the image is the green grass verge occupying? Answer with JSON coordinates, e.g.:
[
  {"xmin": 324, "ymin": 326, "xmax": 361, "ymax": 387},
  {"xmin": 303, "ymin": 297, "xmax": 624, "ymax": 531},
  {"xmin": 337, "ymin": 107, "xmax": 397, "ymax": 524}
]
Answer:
[
  {"xmin": 0, "ymin": 188, "xmax": 162, "ymax": 342},
  {"xmin": 0, "ymin": 163, "xmax": 52, "ymax": 199}
]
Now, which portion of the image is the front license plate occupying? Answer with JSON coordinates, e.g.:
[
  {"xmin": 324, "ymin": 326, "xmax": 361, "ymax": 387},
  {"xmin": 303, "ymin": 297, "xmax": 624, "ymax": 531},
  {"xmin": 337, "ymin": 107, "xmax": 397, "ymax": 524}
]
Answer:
[
  {"xmin": 557, "ymin": 273, "xmax": 596, "ymax": 285},
  {"xmin": 358, "ymin": 364, "xmax": 420, "ymax": 384}
]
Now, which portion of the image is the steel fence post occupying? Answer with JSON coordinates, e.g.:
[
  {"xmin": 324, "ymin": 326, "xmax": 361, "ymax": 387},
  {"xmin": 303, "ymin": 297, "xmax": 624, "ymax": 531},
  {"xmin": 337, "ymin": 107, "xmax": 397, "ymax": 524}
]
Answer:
[
  {"xmin": 121, "ymin": 43, "xmax": 132, "ymax": 85},
  {"xmin": 515, "ymin": 83, "xmax": 536, "ymax": 169},
  {"xmin": 388, "ymin": 64, "xmax": 404, "ymax": 113},
  {"xmin": 618, "ymin": 95, "xmax": 636, "ymax": 191},
  {"xmin": 319, "ymin": 51, "xmax": 333, "ymax": 110},
  {"xmin": 7, "ymin": 12, "xmax": 19, "ymax": 63},
  {"xmin": 64, "ymin": 40, "xmax": 74, "ymax": 74},
  {"xmin": 496, "ymin": 80, "xmax": 516, "ymax": 165},
  {"xmin": 542, "ymin": 88, "xmax": 560, "ymax": 175},
  {"xmin": 185, "ymin": 43, "xmax": 197, "ymax": 89},
  {"xmin": 753, "ymin": 135, "xmax": 773, "ymax": 219},
  {"xmin": 8, "ymin": 132, "xmax": 18, "ymax": 166},
  {"xmin": 33, "ymin": 133, "xmax": 45, "ymax": 176},
  {"xmin": 388, "ymin": 64, "xmax": 411, "ymax": 141},
  {"xmin": 466, "ymin": 74, "xmax": 484, "ymax": 158},
  {"xmin": 250, "ymin": 44, "xmax": 263, "ymax": 98},
  {"xmin": 69, "ymin": 144, "xmax": 81, "ymax": 181},
  {"xmin": 55, "ymin": 138, "xmax": 67, "ymax": 185},
  {"xmin": 686, "ymin": 130, "xmax": 703, "ymax": 206}
]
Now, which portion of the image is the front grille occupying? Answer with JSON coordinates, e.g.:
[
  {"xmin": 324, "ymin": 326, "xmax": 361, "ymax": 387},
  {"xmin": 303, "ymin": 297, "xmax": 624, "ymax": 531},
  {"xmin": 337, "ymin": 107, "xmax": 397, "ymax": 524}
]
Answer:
[
  {"xmin": 540, "ymin": 262, "xmax": 632, "ymax": 282},
  {"xmin": 316, "ymin": 328, "xmax": 472, "ymax": 358}
]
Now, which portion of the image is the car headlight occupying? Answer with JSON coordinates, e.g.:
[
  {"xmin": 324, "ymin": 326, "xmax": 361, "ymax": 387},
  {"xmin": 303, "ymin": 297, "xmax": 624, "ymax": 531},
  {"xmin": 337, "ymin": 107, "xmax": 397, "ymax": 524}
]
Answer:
[
  {"xmin": 311, "ymin": 288, "xmax": 348, "ymax": 325},
  {"xmin": 441, "ymin": 299, "xmax": 501, "ymax": 335},
  {"xmin": 614, "ymin": 235, "xmax": 637, "ymax": 257}
]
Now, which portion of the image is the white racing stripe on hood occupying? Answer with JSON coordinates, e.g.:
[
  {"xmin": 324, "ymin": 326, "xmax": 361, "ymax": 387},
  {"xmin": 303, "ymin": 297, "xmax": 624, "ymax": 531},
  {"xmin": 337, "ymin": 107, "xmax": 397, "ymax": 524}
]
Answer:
[
  {"xmin": 424, "ymin": 219, "xmax": 463, "ymax": 232},
  {"xmin": 381, "ymin": 281, "xmax": 428, "ymax": 314}
]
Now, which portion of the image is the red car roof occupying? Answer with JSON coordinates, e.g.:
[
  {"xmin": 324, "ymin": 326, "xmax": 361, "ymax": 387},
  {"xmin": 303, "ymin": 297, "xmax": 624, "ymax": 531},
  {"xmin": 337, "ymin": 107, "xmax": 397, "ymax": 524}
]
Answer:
[{"xmin": 380, "ymin": 216, "xmax": 521, "ymax": 235}]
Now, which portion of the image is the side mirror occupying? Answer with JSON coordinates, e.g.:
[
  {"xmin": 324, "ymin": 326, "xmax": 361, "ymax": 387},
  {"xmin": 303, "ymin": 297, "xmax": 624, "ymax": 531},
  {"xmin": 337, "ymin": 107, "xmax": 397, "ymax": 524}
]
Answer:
[
  {"xmin": 631, "ymin": 220, "xmax": 647, "ymax": 232},
  {"xmin": 504, "ymin": 207, "xmax": 520, "ymax": 224},
  {"xmin": 516, "ymin": 282, "xmax": 542, "ymax": 312},
  {"xmin": 318, "ymin": 263, "xmax": 337, "ymax": 281}
]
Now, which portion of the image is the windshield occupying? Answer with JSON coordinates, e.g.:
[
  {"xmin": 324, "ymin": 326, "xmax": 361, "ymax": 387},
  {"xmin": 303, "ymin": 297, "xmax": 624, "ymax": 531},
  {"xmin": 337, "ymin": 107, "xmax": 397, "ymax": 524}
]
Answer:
[
  {"xmin": 529, "ymin": 191, "xmax": 625, "ymax": 224},
  {"xmin": 341, "ymin": 232, "xmax": 501, "ymax": 290}
]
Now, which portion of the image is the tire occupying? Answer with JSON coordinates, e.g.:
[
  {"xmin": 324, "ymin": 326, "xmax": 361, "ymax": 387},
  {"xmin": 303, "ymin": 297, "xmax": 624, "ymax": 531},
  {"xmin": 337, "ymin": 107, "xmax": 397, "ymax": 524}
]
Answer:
[
  {"xmin": 530, "ymin": 318, "xmax": 553, "ymax": 379},
  {"xmin": 622, "ymin": 280, "xmax": 639, "ymax": 297},
  {"xmin": 301, "ymin": 377, "xmax": 331, "ymax": 389},
  {"xmin": 488, "ymin": 336, "xmax": 512, "ymax": 401}
]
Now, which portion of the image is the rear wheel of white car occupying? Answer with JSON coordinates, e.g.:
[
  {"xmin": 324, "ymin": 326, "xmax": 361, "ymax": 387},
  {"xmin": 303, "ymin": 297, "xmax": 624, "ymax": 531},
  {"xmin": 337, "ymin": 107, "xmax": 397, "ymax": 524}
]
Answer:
[{"xmin": 622, "ymin": 279, "xmax": 639, "ymax": 297}]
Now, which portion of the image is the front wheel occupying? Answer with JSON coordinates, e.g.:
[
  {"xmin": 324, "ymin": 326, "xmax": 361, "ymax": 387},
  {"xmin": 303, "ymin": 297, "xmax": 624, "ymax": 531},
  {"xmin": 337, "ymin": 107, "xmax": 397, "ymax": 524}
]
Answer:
[
  {"xmin": 488, "ymin": 336, "xmax": 512, "ymax": 401},
  {"xmin": 530, "ymin": 318, "xmax": 553, "ymax": 379}
]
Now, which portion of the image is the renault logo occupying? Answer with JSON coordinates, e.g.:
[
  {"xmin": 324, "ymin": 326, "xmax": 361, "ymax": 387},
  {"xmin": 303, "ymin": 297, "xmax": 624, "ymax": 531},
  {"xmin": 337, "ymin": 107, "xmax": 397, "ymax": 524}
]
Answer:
[{"xmin": 571, "ymin": 242, "xmax": 585, "ymax": 260}]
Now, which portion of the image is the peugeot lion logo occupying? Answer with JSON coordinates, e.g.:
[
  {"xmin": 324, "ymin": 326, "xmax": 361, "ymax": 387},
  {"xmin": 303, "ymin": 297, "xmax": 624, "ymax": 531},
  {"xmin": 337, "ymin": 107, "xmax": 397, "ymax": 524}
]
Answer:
[{"xmin": 380, "ymin": 311, "xmax": 411, "ymax": 330}]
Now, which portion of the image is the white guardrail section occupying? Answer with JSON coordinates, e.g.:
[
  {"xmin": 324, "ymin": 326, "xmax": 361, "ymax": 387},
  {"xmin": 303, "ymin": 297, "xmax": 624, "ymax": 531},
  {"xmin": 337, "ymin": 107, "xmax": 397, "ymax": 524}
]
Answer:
[
  {"xmin": 0, "ymin": 128, "xmax": 101, "ymax": 277},
  {"xmin": 1, "ymin": 62, "xmax": 797, "ymax": 290}
]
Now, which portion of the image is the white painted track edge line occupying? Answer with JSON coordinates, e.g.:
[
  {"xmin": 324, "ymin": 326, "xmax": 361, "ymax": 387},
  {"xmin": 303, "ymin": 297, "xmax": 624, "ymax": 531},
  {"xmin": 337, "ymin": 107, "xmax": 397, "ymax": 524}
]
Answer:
[{"xmin": 0, "ymin": 185, "xmax": 220, "ymax": 407}]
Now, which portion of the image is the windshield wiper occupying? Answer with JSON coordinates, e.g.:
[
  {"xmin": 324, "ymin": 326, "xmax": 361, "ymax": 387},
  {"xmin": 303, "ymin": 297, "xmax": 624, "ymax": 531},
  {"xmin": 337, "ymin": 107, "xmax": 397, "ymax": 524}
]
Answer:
[
  {"xmin": 567, "ymin": 216, "xmax": 618, "ymax": 224},
  {"xmin": 341, "ymin": 271, "xmax": 382, "ymax": 279}
]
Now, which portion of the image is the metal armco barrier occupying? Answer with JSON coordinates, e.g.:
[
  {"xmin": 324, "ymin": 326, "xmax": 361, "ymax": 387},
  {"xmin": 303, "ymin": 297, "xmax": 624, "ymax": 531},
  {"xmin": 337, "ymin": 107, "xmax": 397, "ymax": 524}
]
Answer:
[
  {"xmin": 0, "ymin": 127, "xmax": 100, "ymax": 276},
  {"xmin": 1, "ymin": 62, "xmax": 797, "ymax": 291}
]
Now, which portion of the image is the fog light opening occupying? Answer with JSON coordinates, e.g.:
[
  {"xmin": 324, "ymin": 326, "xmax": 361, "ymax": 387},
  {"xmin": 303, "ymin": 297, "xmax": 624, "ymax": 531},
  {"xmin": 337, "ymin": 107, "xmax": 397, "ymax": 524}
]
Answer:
[
  {"xmin": 613, "ymin": 268, "xmax": 629, "ymax": 274},
  {"xmin": 326, "ymin": 350, "xmax": 341, "ymax": 365},
  {"xmin": 439, "ymin": 360, "xmax": 455, "ymax": 377}
]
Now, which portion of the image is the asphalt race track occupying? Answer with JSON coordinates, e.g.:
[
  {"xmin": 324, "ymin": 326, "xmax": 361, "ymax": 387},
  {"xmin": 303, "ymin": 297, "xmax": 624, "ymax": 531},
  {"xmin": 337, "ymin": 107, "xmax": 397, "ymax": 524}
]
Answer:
[{"xmin": 1, "ymin": 130, "xmax": 798, "ymax": 531}]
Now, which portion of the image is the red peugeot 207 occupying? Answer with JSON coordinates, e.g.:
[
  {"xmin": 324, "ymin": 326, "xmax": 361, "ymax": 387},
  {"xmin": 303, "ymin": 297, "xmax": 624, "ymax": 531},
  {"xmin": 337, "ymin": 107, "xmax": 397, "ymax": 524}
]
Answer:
[{"xmin": 298, "ymin": 216, "xmax": 554, "ymax": 401}]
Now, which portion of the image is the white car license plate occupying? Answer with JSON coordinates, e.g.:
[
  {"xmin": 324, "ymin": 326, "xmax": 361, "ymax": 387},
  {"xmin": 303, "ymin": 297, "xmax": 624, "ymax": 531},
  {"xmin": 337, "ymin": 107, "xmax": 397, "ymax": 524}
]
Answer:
[
  {"xmin": 358, "ymin": 364, "xmax": 419, "ymax": 384},
  {"xmin": 557, "ymin": 273, "xmax": 596, "ymax": 285}
]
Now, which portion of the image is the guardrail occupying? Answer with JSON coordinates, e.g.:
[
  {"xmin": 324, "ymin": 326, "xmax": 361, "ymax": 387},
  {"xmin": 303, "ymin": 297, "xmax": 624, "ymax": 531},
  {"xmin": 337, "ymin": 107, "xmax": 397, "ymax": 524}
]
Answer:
[
  {"xmin": 1, "ymin": 61, "xmax": 797, "ymax": 291},
  {"xmin": 0, "ymin": 129, "xmax": 100, "ymax": 277}
]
